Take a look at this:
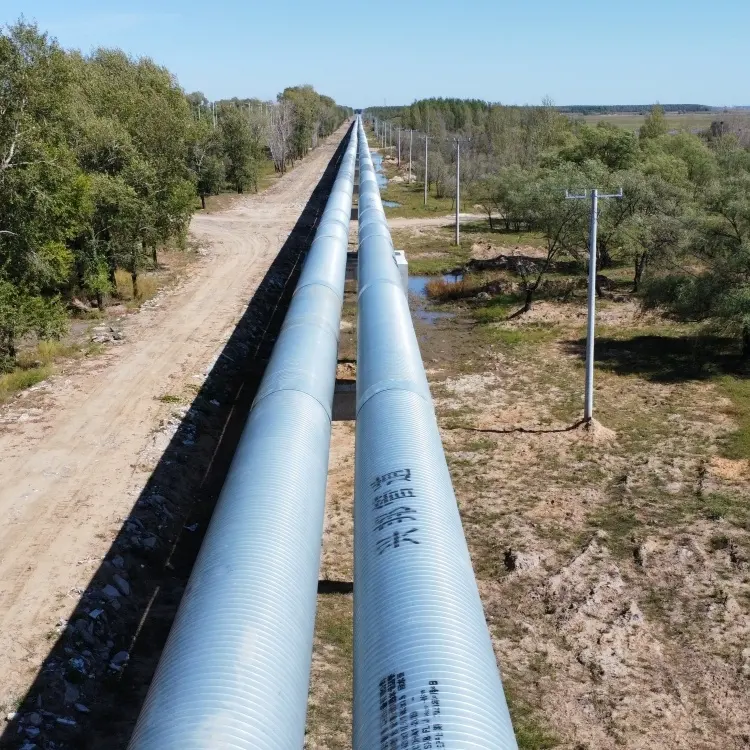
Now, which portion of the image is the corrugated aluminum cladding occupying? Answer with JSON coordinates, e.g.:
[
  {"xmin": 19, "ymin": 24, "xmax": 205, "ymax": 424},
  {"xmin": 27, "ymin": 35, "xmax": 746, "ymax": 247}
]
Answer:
[
  {"xmin": 352, "ymin": 117, "xmax": 519, "ymax": 750},
  {"xmin": 127, "ymin": 124, "xmax": 358, "ymax": 750}
]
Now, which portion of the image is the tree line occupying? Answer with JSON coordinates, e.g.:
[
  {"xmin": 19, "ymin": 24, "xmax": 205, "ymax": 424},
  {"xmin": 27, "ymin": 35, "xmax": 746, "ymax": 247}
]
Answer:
[
  {"xmin": 558, "ymin": 104, "xmax": 712, "ymax": 115},
  {"xmin": 0, "ymin": 21, "xmax": 351, "ymax": 370},
  {"xmin": 370, "ymin": 98, "xmax": 750, "ymax": 354},
  {"xmin": 366, "ymin": 100, "xmax": 714, "ymax": 124}
]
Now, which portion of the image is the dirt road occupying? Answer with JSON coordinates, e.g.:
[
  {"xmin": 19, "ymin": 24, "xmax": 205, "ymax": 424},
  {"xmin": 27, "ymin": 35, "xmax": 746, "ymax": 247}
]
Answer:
[{"xmin": 0, "ymin": 124, "xmax": 350, "ymax": 717}]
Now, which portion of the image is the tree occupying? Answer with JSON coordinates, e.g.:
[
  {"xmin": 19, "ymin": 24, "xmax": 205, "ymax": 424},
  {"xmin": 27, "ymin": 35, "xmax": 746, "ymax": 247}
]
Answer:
[
  {"xmin": 511, "ymin": 166, "xmax": 587, "ymax": 313},
  {"xmin": 562, "ymin": 123, "xmax": 639, "ymax": 171},
  {"xmin": 281, "ymin": 85, "xmax": 320, "ymax": 161},
  {"xmin": 268, "ymin": 100, "xmax": 294, "ymax": 174},
  {"xmin": 220, "ymin": 107, "xmax": 258, "ymax": 193},
  {"xmin": 643, "ymin": 170, "xmax": 750, "ymax": 354},
  {"xmin": 189, "ymin": 119, "xmax": 224, "ymax": 208},
  {"xmin": 598, "ymin": 171, "xmax": 688, "ymax": 289},
  {"xmin": 196, "ymin": 155, "xmax": 224, "ymax": 209},
  {"xmin": 0, "ymin": 23, "xmax": 90, "ymax": 360},
  {"xmin": 0, "ymin": 17, "xmax": 352, "ymax": 369},
  {"xmin": 68, "ymin": 47, "xmax": 195, "ymax": 275},
  {"xmin": 470, "ymin": 176, "xmax": 501, "ymax": 229},
  {"xmin": 0, "ymin": 280, "xmax": 68, "ymax": 370},
  {"xmin": 493, "ymin": 165, "xmax": 535, "ymax": 231},
  {"xmin": 639, "ymin": 104, "xmax": 668, "ymax": 142}
]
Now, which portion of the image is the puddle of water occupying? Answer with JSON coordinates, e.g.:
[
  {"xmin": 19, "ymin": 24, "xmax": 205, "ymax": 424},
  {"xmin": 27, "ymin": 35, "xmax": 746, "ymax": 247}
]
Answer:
[
  {"xmin": 372, "ymin": 148, "xmax": 402, "ymax": 207},
  {"xmin": 408, "ymin": 274, "xmax": 463, "ymax": 297},
  {"xmin": 371, "ymin": 151, "xmax": 388, "ymax": 189},
  {"xmin": 415, "ymin": 310, "xmax": 456, "ymax": 325}
]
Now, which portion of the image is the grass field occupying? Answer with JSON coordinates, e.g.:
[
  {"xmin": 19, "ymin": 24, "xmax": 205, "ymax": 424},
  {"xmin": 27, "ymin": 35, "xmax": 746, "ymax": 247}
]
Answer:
[{"xmin": 578, "ymin": 112, "xmax": 717, "ymax": 132}]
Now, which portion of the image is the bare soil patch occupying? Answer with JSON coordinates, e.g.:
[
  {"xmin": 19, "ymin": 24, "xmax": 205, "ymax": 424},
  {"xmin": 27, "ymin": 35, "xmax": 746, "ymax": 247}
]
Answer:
[{"xmin": 412, "ymin": 276, "xmax": 750, "ymax": 748}]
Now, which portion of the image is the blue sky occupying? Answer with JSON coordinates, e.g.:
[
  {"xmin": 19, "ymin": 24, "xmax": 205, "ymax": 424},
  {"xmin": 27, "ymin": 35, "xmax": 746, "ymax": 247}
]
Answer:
[{"xmin": 5, "ymin": 0, "xmax": 749, "ymax": 107}]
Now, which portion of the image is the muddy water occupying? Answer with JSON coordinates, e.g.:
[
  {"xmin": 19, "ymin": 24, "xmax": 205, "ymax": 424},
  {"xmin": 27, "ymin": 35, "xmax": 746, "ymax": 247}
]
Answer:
[
  {"xmin": 406, "ymin": 274, "xmax": 462, "ymax": 326},
  {"xmin": 371, "ymin": 151, "xmax": 402, "ymax": 208},
  {"xmin": 408, "ymin": 274, "xmax": 463, "ymax": 297}
]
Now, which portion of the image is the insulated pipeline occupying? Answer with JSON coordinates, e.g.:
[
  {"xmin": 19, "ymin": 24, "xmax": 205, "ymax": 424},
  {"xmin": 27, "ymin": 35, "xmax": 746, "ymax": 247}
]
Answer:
[
  {"xmin": 127, "ymin": 122, "xmax": 358, "ymax": 750},
  {"xmin": 353, "ymin": 116, "xmax": 518, "ymax": 749}
]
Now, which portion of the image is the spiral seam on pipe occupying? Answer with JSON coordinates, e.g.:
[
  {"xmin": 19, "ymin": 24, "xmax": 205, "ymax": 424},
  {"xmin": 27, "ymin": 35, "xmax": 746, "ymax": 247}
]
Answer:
[{"xmin": 353, "ymin": 116, "xmax": 519, "ymax": 750}]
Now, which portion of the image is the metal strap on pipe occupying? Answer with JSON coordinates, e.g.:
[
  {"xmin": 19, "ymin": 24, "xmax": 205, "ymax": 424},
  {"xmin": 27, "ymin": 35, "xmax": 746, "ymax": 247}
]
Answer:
[
  {"xmin": 127, "ymin": 123, "xmax": 358, "ymax": 750},
  {"xmin": 353, "ymin": 116, "xmax": 519, "ymax": 749}
]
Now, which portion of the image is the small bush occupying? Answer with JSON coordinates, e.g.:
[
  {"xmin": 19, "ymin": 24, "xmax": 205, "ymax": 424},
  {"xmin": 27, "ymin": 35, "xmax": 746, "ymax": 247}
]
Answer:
[
  {"xmin": 136, "ymin": 275, "xmax": 158, "ymax": 301},
  {"xmin": 0, "ymin": 365, "xmax": 51, "ymax": 403},
  {"xmin": 425, "ymin": 277, "xmax": 484, "ymax": 301},
  {"xmin": 114, "ymin": 270, "xmax": 159, "ymax": 302},
  {"xmin": 114, "ymin": 269, "xmax": 133, "ymax": 299},
  {"xmin": 17, "ymin": 340, "xmax": 80, "ymax": 367}
]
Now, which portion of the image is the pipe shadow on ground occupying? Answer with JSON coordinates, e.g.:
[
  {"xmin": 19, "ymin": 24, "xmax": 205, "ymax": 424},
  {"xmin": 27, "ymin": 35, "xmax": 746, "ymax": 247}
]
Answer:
[
  {"xmin": 317, "ymin": 580, "xmax": 353, "ymax": 595},
  {"xmin": 0, "ymin": 124, "xmax": 353, "ymax": 750}
]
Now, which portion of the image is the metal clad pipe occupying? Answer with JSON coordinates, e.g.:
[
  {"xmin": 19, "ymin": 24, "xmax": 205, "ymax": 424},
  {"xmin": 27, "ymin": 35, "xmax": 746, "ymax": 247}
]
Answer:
[
  {"xmin": 353, "ymin": 117, "xmax": 518, "ymax": 749},
  {"xmin": 127, "ymin": 123, "xmax": 358, "ymax": 750}
]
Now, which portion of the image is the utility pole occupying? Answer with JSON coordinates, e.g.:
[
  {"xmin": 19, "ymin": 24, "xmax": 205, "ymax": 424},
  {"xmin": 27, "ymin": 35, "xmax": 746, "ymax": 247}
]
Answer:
[
  {"xmin": 409, "ymin": 130, "xmax": 413, "ymax": 183},
  {"xmin": 454, "ymin": 139, "xmax": 461, "ymax": 246},
  {"xmin": 397, "ymin": 127, "xmax": 401, "ymax": 167},
  {"xmin": 423, "ymin": 131, "xmax": 429, "ymax": 206},
  {"xmin": 566, "ymin": 187, "xmax": 623, "ymax": 423}
]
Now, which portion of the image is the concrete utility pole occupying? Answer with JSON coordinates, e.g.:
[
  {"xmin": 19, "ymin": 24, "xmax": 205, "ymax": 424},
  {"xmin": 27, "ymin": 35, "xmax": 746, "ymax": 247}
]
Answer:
[
  {"xmin": 423, "ymin": 132, "xmax": 429, "ymax": 206},
  {"xmin": 397, "ymin": 127, "xmax": 401, "ymax": 167},
  {"xmin": 454, "ymin": 139, "xmax": 461, "ymax": 246},
  {"xmin": 566, "ymin": 187, "xmax": 623, "ymax": 422},
  {"xmin": 409, "ymin": 130, "xmax": 413, "ymax": 183}
]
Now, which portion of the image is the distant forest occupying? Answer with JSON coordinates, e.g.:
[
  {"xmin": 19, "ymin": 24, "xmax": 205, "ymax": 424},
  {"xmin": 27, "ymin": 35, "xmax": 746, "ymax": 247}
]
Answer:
[
  {"xmin": 365, "ymin": 101, "xmax": 716, "ymax": 120},
  {"xmin": 363, "ymin": 96, "xmax": 750, "ymax": 352},
  {"xmin": 558, "ymin": 104, "xmax": 712, "ymax": 115}
]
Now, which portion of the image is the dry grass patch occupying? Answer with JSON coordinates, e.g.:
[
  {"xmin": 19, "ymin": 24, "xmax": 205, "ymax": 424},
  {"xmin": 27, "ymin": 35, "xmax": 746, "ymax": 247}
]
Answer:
[
  {"xmin": 0, "ymin": 365, "xmax": 51, "ymax": 403},
  {"xmin": 305, "ymin": 595, "xmax": 353, "ymax": 750},
  {"xmin": 114, "ymin": 269, "xmax": 159, "ymax": 302}
]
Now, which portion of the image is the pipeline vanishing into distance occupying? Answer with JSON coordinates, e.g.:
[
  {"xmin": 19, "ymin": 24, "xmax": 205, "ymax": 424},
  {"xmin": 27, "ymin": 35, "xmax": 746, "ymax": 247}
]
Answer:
[
  {"xmin": 127, "ymin": 123, "xmax": 358, "ymax": 749},
  {"xmin": 353, "ymin": 116, "xmax": 519, "ymax": 748},
  {"xmin": 127, "ymin": 116, "xmax": 518, "ymax": 748}
]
